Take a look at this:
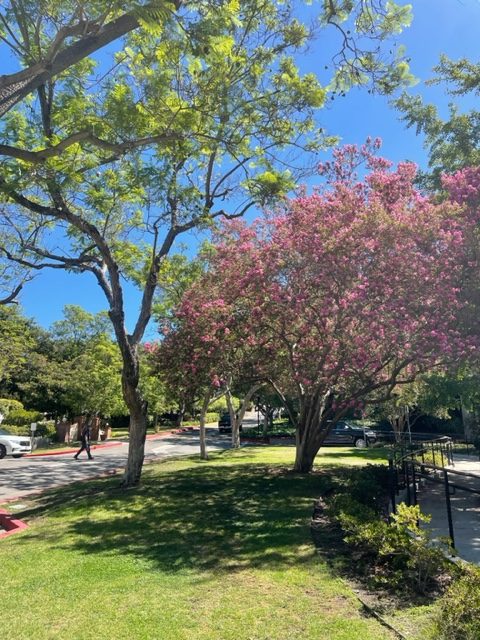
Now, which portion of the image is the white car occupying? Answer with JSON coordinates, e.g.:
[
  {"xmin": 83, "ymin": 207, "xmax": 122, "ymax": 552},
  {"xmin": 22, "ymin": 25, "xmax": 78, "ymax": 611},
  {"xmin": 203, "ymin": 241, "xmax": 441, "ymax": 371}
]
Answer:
[{"xmin": 0, "ymin": 428, "xmax": 31, "ymax": 459}]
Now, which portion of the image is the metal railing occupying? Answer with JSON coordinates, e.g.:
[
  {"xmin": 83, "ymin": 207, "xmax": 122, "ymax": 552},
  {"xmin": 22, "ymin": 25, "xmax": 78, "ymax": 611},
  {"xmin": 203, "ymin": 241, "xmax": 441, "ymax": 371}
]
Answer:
[{"xmin": 389, "ymin": 436, "xmax": 480, "ymax": 549}]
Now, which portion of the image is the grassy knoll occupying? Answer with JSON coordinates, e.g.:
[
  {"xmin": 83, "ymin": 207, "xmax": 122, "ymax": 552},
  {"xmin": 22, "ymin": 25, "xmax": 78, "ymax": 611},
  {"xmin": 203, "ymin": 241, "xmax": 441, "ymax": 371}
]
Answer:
[{"xmin": 2, "ymin": 446, "xmax": 403, "ymax": 639}]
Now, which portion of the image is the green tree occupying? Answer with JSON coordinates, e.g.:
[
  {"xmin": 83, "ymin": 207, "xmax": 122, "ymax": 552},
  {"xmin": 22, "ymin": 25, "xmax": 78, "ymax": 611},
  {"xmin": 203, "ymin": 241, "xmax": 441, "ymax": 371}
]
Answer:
[
  {"xmin": 0, "ymin": 305, "xmax": 36, "ymax": 392},
  {"xmin": 395, "ymin": 55, "xmax": 480, "ymax": 189},
  {"xmin": 51, "ymin": 304, "xmax": 111, "ymax": 358},
  {"xmin": 153, "ymin": 252, "xmax": 206, "ymax": 324},
  {"xmin": 139, "ymin": 349, "xmax": 168, "ymax": 432},
  {"xmin": 0, "ymin": 1, "xmax": 413, "ymax": 486},
  {"xmin": 0, "ymin": 1, "xmax": 183, "ymax": 118},
  {"xmin": 3, "ymin": 305, "xmax": 122, "ymax": 416},
  {"xmin": 61, "ymin": 335, "xmax": 126, "ymax": 417}
]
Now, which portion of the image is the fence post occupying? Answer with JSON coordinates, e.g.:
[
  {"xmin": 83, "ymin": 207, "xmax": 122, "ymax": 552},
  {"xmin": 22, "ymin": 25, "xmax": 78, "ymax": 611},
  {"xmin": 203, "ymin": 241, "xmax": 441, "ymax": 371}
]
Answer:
[
  {"xmin": 405, "ymin": 460, "xmax": 411, "ymax": 506},
  {"xmin": 443, "ymin": 469, "xmax": 455, "ymax": 549},
  {"xmin": 440, "ymin": 442, "xmax": 445, "ymax": 468},
  {"xmin": 388, "ymin": 458, "xmax": 396, "ymax": 515},
  {"xmin": 431, "ymin": 441, "xmax": 436, "ymax": 468},
  {"xmin": 411, "ymin": 461, "xmax": 417, "ymax": 506}
]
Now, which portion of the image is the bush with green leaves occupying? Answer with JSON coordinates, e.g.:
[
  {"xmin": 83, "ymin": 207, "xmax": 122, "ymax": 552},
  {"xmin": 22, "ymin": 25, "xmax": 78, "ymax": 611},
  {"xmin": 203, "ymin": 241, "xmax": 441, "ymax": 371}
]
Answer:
[
  {"xmin": 0, "ymin": 398, "xmax": 23, "ymax": 419},
  {"xmin": 328, "ymin": 468, "xmax": 455, "ymax": 594},
  {"xmin": 183, "ymin": 412, "xmax": 219, "ymax": 426},
  {"xmin": 432, "ymin": 566, "xmax": 480, "ymax": 640},
  {"xmin": 1, "ymin": 420, "xmax": 56, "ymax": 439},
  {"xmin": 6, "ymin": 408, "xmax": 43, "ymax": 426},
  {"xmin": 334, "ymin": 464, "xmax": 391, "ymax": 514},
  {"xmin": 34, "ymin": 420, "xmax": 56, "ymax": 439},
  {"xmin": 0, "ymin": 424, "xmax": 28, "ymax": 435}
]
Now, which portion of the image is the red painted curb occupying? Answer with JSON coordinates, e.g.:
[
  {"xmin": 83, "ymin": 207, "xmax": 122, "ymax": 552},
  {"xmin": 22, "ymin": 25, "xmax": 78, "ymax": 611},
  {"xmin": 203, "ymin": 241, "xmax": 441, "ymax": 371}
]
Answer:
[
  {"xmin": 25, "ymin": 441, "xmax": 123, "ymax": 457},
  {"xmin": 146, "ymin": 427, "xmax": 196, "ymax": 440},
  {"xmin": 0, "ymin": 508, "xmax": 28, "ymax": 538}
]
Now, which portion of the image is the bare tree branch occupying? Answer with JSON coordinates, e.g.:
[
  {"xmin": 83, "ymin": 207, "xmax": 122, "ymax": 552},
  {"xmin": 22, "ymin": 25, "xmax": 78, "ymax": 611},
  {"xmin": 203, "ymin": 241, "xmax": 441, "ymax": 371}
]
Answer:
[
  {"xmin": 0, "ymin": 130, "xmax": 181, "ymax": 163},
  {"xmin": 0, "ymin": 280, "xmax": 23, "ymax": 304}
]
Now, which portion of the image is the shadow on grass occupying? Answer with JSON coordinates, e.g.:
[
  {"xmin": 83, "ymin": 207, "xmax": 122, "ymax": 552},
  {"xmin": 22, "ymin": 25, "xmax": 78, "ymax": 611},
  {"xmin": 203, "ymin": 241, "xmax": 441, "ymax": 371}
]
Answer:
[
  {"xmin": 19, "ymin": 460, "xmax": 340, "ymax": 575},
  {"xmin": 317, "ymin": 447, "xmax": 389, "ymax": 462}
]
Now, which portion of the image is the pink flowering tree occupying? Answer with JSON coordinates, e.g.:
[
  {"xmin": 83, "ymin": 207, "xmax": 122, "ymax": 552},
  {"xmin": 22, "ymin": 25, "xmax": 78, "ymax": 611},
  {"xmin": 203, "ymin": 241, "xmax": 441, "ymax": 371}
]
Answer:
[
  {"xmin": 147, "ymin": 323, "xmax": 224, "ymax": 459},
  {"xmin": 151, "ymin": 271, "xmax": 269, "ymax": 456},
  {"xmin": 196, "ymin": 143, "xmax": 477, "ymax": 472}
]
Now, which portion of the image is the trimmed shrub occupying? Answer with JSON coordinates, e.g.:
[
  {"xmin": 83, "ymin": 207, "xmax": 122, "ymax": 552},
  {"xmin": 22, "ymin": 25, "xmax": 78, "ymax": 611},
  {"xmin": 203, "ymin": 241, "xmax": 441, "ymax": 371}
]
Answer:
[
  {"xmin": 1, "ymin": 420, "xmax": 56, "ymax": 439},
  {"xmin": 1, "ymin": 424, "xmax": 29, "ymax": 436},
  {"xmin": 334, "ymin": 464, "xmax": 390, "ymax": 514},
  {"xmin": 35, "ymin": 421, "xmax": 57, "ymax": 439},
  {"xmin": 0, "ymin": 398, "xmax": 24, "ymax": 417},
  {"xmin": 6, "ymin": 408, "xmax": 43, "ymax": 426},
  {"xmin": 183, "ymin": 413, "xmax": 219, "ymax": 426}
]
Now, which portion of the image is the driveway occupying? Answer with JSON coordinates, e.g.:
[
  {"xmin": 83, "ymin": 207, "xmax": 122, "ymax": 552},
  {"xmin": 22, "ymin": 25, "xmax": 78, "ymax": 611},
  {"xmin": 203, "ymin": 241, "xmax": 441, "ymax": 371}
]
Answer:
[{"xmin": 0, "ymin": 428, "xmax": 232, "ymax": 502}]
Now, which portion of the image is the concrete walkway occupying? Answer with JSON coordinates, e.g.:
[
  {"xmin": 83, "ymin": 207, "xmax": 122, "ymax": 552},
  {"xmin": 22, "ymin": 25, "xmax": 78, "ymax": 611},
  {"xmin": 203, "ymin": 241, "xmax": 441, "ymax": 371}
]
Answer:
[{"xmin": 415, "ymin": 453, "xmax": 480, "ymax": 564}]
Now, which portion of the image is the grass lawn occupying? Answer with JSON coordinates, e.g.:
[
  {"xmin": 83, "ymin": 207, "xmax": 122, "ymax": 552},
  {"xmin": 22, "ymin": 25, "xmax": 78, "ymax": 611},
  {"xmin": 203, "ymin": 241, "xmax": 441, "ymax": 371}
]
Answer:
[{"xmin": 1, "ymin": 446, "xmax": 417, "ymax": 639}]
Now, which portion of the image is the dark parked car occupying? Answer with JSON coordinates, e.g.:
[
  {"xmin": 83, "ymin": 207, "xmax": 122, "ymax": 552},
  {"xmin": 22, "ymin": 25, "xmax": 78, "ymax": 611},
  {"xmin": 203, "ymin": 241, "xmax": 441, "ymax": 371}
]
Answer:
[
  {"xmin": 324, "ymin": 421, "xmax": 377, "ymax": 448},
  {"xmin": 218, "ymin": 412, "xmax": 243, "ymax": 434}
]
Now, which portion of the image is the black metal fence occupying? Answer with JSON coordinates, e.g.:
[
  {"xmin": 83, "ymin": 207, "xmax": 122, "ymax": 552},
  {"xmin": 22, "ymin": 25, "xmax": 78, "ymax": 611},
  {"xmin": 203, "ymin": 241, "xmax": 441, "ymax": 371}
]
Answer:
[{"xmin": 388, "ymin": 436, "xmax": 480, "ymax": 549}]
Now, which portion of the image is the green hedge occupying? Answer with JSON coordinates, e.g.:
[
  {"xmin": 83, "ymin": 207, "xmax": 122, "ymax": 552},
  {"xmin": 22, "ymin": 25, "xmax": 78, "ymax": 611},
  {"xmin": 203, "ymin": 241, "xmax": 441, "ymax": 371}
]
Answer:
[
  {"xmin": 1, "ymin": 424, "xmax": 29, "ymax": 436},
  {"xmin": 1, "ymin": 420, "xmax": 56, "ymax": 439},
  {"xmin": 0, "ymin": 398, "xmax": 24, "ymax": 416},
  {"xmin": 6, "ymin": 408, "xmax": 43, "ymax": 426}
]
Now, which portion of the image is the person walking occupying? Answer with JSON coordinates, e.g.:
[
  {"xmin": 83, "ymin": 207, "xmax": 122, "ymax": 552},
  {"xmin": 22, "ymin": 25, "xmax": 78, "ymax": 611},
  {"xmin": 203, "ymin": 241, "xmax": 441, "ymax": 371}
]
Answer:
[{"xmin": 74, "ymin": 421, "xmax": 94, "ymax": 460}]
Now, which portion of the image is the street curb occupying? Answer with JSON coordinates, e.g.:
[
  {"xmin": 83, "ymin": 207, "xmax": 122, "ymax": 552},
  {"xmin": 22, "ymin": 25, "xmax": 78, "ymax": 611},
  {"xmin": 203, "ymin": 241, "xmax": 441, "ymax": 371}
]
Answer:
[
  {"xmin": 25, "ymin": 441, "xmax": 123, "ymax": 457},
  {"xmin": 0, "ymin": 508, "xmax": 28, "ymax": 538},
  {"xmin": 22, "ymin": 427, "xmax": 197, "ymax": 458}
]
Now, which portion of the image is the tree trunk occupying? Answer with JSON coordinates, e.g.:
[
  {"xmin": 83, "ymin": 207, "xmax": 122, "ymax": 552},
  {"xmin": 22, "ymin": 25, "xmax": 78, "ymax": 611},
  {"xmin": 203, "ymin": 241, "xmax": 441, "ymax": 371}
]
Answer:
[
  {"xmin": 199, "ymin": 390, "xmax": 211, "ymax": 460},
  {"xmin": 262, "ymin": 413, "xmax": 269, "ymax": 437},
  {"xmin": 391, "ymin": 409, "xmax": 407, "ymax": 443},
  {"xmin": 229, "ymin": 383, "xmax": 262, "ymax": 448},
  {"xmin": 226, "ymin": 390, "xmax": 239, "ymax": 449},
  {"xmin": 121, "ymin": 374, "xmax": 148, "ymax": 487},
  {"xmin": 460, "ymin": 397, "xmax": 476, "ymax": 442},
  {"xmin": 293, "ymin": 391, "xmax": 332, "ymax": 473},
  {"xmin": 175, "ymin": 400, "xmax": 185, "ymax": 428},
  {"xmin": 293, "ymin": 417, "xmax": 325, "ymax": 473},
  {"xmin": 293, "ymin": 437, "xmax": 319, "ymax": 473}
]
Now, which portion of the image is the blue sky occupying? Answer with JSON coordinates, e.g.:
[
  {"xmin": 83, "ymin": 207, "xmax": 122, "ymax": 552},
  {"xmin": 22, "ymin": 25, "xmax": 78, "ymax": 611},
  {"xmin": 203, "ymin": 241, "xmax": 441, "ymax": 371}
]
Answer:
[{"xmin": 12, "ymin": 0, "xmax": 480, "ymax": 333}]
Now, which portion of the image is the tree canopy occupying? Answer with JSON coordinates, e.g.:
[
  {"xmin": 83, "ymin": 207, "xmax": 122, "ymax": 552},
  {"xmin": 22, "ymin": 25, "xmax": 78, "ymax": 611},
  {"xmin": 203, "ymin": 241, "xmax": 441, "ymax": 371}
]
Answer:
[
  {"xmin": 0, "ymin": 0, "xmax": 414, "ymax": 486},
  {"xmin": 0, "ymin": 1, "xmax": 185, "ymax": 118},
  {"xmin": 395, "ymin": 55, "xmax": 480, "ymax": 190},
  {"xmin": 164, "ymin": 144, "xmax": 478, "ymax": 471},
  {"xmin": 0, "ymin": 304, "xmax": 128, "ymax": 418}
]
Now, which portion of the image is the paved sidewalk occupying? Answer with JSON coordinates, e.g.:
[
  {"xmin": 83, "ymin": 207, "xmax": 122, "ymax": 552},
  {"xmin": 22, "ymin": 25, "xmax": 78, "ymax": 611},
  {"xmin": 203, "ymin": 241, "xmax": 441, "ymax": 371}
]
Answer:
[{"xmin": 415, "ymin": 454, "xmax": 480, "ymax": 564}]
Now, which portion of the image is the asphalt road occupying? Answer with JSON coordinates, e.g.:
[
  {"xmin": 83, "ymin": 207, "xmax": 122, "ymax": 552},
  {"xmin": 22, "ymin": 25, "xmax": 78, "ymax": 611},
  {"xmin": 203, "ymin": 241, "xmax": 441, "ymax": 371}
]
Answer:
[{"xmin": 0, "ymin": 427, "xmax": 234, "ymax": 501}]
